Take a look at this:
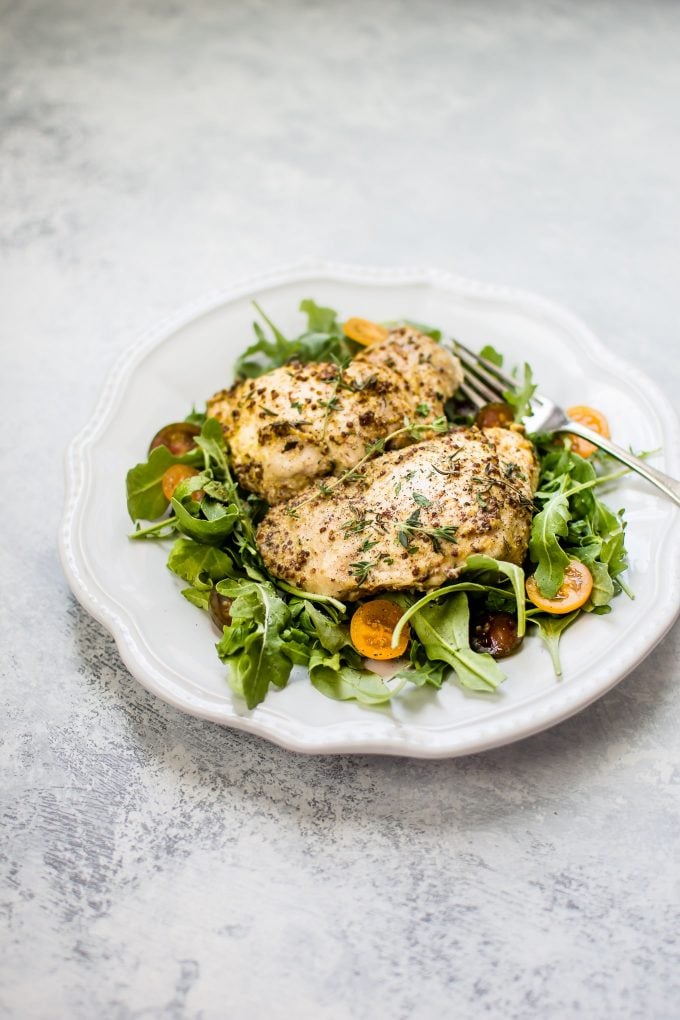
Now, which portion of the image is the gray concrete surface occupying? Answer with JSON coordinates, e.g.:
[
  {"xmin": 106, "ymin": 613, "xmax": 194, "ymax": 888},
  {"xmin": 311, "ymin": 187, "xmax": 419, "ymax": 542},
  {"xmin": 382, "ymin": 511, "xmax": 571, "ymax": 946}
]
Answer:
[{"xmin": 2, "ymin": 1, "xmax": 679, "ymax": 1017}]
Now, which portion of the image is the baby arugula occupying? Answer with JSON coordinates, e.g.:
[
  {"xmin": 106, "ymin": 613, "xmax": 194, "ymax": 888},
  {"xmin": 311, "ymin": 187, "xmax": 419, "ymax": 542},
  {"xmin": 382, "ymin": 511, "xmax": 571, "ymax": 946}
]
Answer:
[
  {"xmin": 529, "ymin": 441, "xmax": 630, "ymax": 604},
  {"xmin": 233, "ymin": 299, "xmax": 361, "ymax": 379},
  {"xmin": 125, "ymin": 300, "xmax": 633, "ymax": 711},
  {"xmin": 526, "ymin": 610, "xmax": 580, "ymax": 676},
  {"xmin": 478, "ymin": 344, "xmax": 537, "ymax": 422},
  {"xmin": 127, "ymin": 415, "xmax": 394, "ymax": 709},
  {"xmin": 215, "ymin": 580, "xmax": 295, "ymax": 708},
  {"xmin": 408, "ymin": 593, "xmax": 505, "ymax": 692},
  {"xmin": 389, "ymin": 556, "xmax": 526, "ymax": 693},
  {"xmin": 126, "ymin": 444, "xmax": 202, "ymax": 522},
  {"xmin": 232, "ymin": 301, "xmax": 445, "ymax": 381},
  {"xmin": 212, "ymin": 577, "xmax": 395, "ymax": 709}
]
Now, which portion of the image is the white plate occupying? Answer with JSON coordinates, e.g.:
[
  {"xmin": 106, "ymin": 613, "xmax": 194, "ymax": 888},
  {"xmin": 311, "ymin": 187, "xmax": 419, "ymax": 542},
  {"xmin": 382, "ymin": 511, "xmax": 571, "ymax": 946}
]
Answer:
[{"xmin": 59, "ymin": 262, "xmax": 680, "ymax": 757}]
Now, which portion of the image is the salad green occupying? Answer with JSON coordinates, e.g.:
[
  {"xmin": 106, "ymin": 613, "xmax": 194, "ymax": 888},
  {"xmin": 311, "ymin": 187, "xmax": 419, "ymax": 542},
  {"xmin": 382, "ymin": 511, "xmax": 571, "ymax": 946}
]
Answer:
[{"xmin": 125, "ymin": 299, "xmax": 632, "ymax": 710}]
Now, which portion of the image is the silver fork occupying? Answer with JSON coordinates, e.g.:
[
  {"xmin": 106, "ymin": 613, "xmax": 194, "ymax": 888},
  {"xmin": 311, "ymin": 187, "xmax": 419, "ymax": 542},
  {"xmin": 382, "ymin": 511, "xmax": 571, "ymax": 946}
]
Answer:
[{"xmin": 454, "ymin": 340, "xmax": 680, "ymax": 508}]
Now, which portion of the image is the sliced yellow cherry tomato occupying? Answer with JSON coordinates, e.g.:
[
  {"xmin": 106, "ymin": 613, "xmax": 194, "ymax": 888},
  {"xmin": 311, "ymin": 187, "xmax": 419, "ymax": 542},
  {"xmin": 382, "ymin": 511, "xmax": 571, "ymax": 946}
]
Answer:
[
  {"xmin": 565, "ymin": 405, "xmax": 610, "ymax": 458},
  {"xmin": 526, "ymin": 560, "xmax": 593, "ymax": 614},
  {"xmin": 161, "ymin": 464, "xmax": 201, "ymax": 502},
  {"xmin": 350, "ymin": 599, "xmax": 410, "ymax": 660},
  {"xmin": 342, "ymin": 317, "xmax": 389, "ymax": 347}
]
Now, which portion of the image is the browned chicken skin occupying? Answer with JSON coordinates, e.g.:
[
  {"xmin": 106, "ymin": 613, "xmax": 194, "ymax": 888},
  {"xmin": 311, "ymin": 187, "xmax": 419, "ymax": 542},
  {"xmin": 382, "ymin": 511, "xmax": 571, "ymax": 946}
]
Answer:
[
  {"xmin": 256, "ymin": 427, "xmax": 539, "ymax": 600},
  {"xmin": 207, "ymin": 327, "xmax": 463, "ymax": 504}
]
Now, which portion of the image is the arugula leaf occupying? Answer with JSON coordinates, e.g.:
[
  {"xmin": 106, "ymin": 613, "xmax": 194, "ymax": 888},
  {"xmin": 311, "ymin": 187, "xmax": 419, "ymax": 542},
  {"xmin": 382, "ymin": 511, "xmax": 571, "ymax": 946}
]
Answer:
[
  {"xmin": 299, "ymin": 299, "xmax": 340, "ymax": 334},
  {"xmin": 308, "ymin": 649, "xmax": 394, "ymax": 705},
  {"xmin": 215, "ymin": 580, "xmax": 294, "ymax": 708},
  {"xmin": 592, "ymin": 502, "xmax": 628, "ymax": 580},
  {"xmin": 529, "ymin": 487, "xmax": 571, "ymax": 597},
  {"xmin": 279, "ymin": 626, "xmax": 315, "ymax": 666},
  {"xmin": 392, "ymin": 581, "xmax": 518, "ymax": 647},
  {"xmin": 184, "ymin": 407, "xmax": 207, "ymax": 427},
  {"xmin": 167, "ymin": 538, "xmax": 236, "ymax": 586},
  {"xmin": 181, "ymin": 587, "xmax": 211, "ymax": 610},
  {"xmin": 564, "ymin": 456, "xmax": 598, "ymax": 518},
  {"xmin": 464, "ymin": 554, "xmax": 526, "ymax": 637},
  {"xmin": 528, "ymin": 611, "xmax": 580, "ymax": 676},
  {"xmin": 299, "ymin": 602, "xmax": 348, "ymax": 654},
  {"xmin": 234, "ymin": 325, "xmax": 283, "ymax": 379},
  {"xmin": 126, "ymin": 445, "xmax": 200, "ymax": 522},
  {"xmin": 128, "ymin": 518, "xmax": 179, "ymax": 541},
  {"xmin": 394, "ymin": 640, "xmax": 448, "ymax": 688},
  {"xmin": 483, "ymin": 588, "xmax": 518, "ymax": 612},
  {"xmin": 195, "ymin": 416, "xmax": 229, "ymax": 474},
  {"xmin": 411, "ymin": 593, "xmax": 505, "ymax": 692},
  {"xmin": 276, "ymin": 581, "xmax": 347, "ymax": 615},
  {"xmin": 170, "ymin": 496, "xmax": 239, "ymax": 545},
  {"xmin": 232, "ymin": 308, "xmax": 294, "ymax": 378},
  {"xmin": 504, "ymin": 363, "xmax": 536, "ymax": 421},
  {"xmin": 532, "ymin": 438, "xmax": 631, "ymax": 604},
  {"xmin": 479, "ymin": 344, "xmax": 503, "ymax": 366},
  {"xmin": 201, "ymin": 496, "xmax": 232, "ymax": 522},
  {"xmin": 586, "ymin": 561, "xmax": 615, "ymax": 608},
  {"xmin": 233, "ymin": 299, "xmax": 359, "ymax": 379}
]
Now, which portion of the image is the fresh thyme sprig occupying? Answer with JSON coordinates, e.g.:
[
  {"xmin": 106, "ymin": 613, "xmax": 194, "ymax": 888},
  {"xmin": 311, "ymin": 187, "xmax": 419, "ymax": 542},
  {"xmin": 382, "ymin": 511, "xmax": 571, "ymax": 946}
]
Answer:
[
  {"xmin": 349, "ymin": 560, "xmax": 373, "ymax": 585},
  {"xmin": 471, "ymin": 472, "xmax": 535, "ymax": 513},
  {"xmin": 283, "ymin": 415, "xmax": 450, "ymax": 517},
  {"xmin": 341, "ymin": 511, "xmax": 375, "ymax": 536},
  {"xmin": 396, "ymin": 508, "xmax": 458, "ymax": 553},
  {"xmin": 349, "ymin": 550, "xmax": 395, "ymax": 586},
  {"xmin": 431, "ymin": 449, "xmax": 464, "ymax": 475},
  {"xmin": 319, "ymin": 369, "xmax": 344, "ymax": 438}
]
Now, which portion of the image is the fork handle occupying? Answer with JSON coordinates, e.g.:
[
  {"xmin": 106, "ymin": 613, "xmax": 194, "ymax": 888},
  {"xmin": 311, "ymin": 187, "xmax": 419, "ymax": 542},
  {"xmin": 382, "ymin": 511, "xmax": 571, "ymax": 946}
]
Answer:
[{"xmin": 553, "ymin": 422, "xmax": 680, "ymax": 508}]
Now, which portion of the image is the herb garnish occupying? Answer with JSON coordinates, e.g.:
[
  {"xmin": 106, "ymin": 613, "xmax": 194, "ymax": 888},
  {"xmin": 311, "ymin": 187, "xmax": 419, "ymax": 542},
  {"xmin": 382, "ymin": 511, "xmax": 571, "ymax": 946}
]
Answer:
[
  {"xmin": 412, "ymin": 492, "xmax": 432, "ymax": 508},
  {"xmin": 349, "ymin": 561, "xmax": 373, "ymax": 585},
  {"xmin": 286, "ymin": 416, "xmax": 451, "ymax": 516},
  {"xmin": 397, "ymin": 508, "xmax": 458, "ymax": 553},
  {"xmin": 342, "ymin": 512, "xmax": 375, "ymax": 536}
]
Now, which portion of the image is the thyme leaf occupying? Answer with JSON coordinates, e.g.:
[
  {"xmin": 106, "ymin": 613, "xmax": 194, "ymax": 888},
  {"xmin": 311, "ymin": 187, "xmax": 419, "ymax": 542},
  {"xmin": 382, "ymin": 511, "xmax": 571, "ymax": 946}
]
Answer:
[{"xmin": 349, "ymin": 561, "xmax": 373, "ymax": 585}]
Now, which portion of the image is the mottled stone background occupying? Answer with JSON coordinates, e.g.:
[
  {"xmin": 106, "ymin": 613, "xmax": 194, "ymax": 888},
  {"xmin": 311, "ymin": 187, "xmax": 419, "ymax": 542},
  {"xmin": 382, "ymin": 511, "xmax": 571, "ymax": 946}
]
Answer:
[{"xmin": 2, "ymin": 1, "xmax": 679, "ymax": 1017}]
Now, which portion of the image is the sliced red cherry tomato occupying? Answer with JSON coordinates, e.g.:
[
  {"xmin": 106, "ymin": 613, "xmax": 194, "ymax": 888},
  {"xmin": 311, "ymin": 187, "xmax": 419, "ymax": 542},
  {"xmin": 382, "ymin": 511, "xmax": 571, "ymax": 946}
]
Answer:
[
  {"xmin": 208, "ymin": 590, "xmax": 233, "ymax": 632},
  {"xmin": 470, "ymin": 610, "xmax": 521, "ymax": 658},
  {"xmin": 149, "ymin": 422, "xmax": 200, "ymax": 456},
  {"xmin": 474, "ymin": 402, "xmax": 515, "ymax": 429}
]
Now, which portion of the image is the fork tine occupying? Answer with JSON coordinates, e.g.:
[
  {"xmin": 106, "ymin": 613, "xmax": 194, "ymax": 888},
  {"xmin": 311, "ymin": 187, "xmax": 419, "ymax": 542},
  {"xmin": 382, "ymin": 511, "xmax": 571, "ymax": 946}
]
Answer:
[
  {"xmin": 454, "ymin": 340, "xmax": 518, "ymax": 391},
  {"xmin": 460, "ymin": 368, "xmax": 499, "ymax": 404},
  {"xmin": 459, "ymin": 379, "xmax": 486, "ymax": 408},
  {"xmin": 454, "ymin": 348, "xmax": 507, "ymax": 402}
]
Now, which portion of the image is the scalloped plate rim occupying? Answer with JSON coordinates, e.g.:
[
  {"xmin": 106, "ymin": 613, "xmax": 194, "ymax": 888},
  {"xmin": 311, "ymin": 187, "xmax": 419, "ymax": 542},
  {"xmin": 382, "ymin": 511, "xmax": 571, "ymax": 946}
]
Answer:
[{"xmin": 59, "ymin": 260, "xmax": 680, "ymax": 757}]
